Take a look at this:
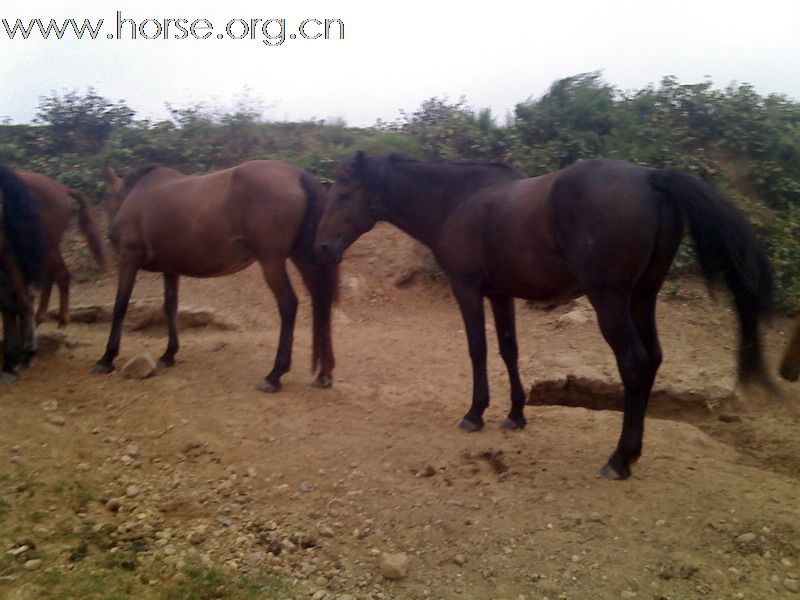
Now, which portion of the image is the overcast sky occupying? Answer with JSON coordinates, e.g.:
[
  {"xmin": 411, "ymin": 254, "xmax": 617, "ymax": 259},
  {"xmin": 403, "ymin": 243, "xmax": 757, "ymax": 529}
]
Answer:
[{"xmin": 1, "ymin": 0, "xmax": 798, "ymax": 127}]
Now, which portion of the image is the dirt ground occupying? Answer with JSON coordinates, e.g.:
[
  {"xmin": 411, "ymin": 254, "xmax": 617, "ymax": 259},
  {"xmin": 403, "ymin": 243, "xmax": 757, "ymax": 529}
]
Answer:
[{"xmin": 1, "ymin": 222, "xmax": 799, "ymax": 600}]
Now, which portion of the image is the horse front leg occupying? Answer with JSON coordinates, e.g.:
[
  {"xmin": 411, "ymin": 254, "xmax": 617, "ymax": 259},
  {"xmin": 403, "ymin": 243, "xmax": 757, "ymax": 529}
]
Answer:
[
  {"xmin": 158, "ymin": 273, "xmax": 180, "ymax": 367},
  {"xmin": 452, "ymin": 280, "xmax": 489, "ymax": 431},
  {"xmin": 92, "ymin": 260, "xmax": 139, "ymax": 374},
  {"xmin": 19, "ymin": 297, "xmax": 37, "ymax": 369},
  {"xmin": 1, "ymin": 310, "xmax": 21, "ymax": 383},
  {"xmin": 257, "ymin": 259, "xmax": 298, "ymax": 393},
  {"xmin": 489, "ymin": 294, "xmax": 527, "ymax": 430}
]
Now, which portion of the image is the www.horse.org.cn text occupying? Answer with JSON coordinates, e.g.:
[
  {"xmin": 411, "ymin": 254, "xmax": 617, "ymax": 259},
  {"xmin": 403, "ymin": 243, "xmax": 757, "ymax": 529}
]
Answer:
[{"xmin": 1, "ymin": 12, "xmax": 345, "ymax": 46}]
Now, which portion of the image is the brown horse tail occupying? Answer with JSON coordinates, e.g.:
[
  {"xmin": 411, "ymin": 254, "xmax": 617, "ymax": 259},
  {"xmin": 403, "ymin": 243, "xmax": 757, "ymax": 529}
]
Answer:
[
  {"xmin": 651, "ymin": 169, "xmax": 774, "ymax": 386},
  {"xmin": 68, "ymin": 188, "xmax": 107, "ymax": 272},
  {"xmin": 293, "ymin": 172, "xmax": 340, "ymax": 373}
]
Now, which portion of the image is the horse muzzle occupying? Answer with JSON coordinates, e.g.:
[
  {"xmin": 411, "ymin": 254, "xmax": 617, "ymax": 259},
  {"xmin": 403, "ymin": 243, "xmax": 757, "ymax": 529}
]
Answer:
[{"xmin": 315, "ymin": 240, "xmax": 343, "ymax": 265}]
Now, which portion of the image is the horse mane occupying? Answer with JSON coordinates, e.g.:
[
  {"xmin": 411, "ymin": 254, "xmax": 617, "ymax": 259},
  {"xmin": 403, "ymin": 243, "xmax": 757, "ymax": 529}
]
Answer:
[
  {"xmin": 351, "ymin": 152, "xmax": 521, "ymax": 193},
  {"xmin": 386, "ymin": 153, "xmax": 520, "ymax": 176},
  {"xmin": 122, "ymin": 164, "xmax": 162, "ymax": 191}
]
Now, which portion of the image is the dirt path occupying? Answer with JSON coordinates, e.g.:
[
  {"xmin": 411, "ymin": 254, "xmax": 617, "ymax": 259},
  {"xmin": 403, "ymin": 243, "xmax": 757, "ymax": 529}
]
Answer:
[{"xmin": 1, "ymin": 224, "xmax": 799, "ymax": 599}]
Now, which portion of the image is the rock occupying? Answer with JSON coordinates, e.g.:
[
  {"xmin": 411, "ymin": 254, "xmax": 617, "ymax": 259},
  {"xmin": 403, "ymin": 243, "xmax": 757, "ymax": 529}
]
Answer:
[
  {"xmin": 454, "ymin": 554, "xmax": 466, "ymax": 566},
  {"xmin": 380, "ymin": 552, "xmax": 409, "ymax": 580},
  {"xmin": 125, "ymin": 443, "xmax": 140, "ymax": 457},
  {"xmin": 24, "ymin": 559, "xmax": 42, "ymax": 571},
  {"xmin": 37, "ymin": 331, "xmax": 67, "ymax": 355},
  {"xmin": 45, "ymin": 414, "xmax": 66, "ymax": 427},
  {"xmin": 76, "ymin": 463, "xmax": 90, "ymax": 472},
  {"xmin": 106, "ymin": 497, "xmax": 123, "ymax": 513},
  {"xmin": 555, "ymin": 306, "xmax": 592, "ymax": 327},
  {"xmin": 187, "ymin": 526, "xmax": 209, "ymax": 545},
  {"xmin": 785, "ymin": 579, "xmax": 800, "ymax": 593},
  {"xmin": 120, "ymin": 353, "xmax": 157, "ymax": 379},
  {"xmin": 620, "ymin": 592, "xmax": 637, "ymax": 599},
  {"xmin": 318, "ymin": 524, "xmax": 335, "ymax": 538},
  {"xmin": 125, "ymin": 485, "xmax": 140, "ymax": 498},
  {"xmin": 736, "ymin": 532, "xmax": 757, "ymax": 544}
]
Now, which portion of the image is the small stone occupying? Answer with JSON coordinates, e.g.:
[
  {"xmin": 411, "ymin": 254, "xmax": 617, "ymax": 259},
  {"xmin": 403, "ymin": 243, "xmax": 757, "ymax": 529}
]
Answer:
[
  {"xmin": 454, "ymin": 554, "xmax": 466, "ymax": 566},
  {"xmin": 120, "ymin": 353, "xmax": 157, "ymax": 379},
  {"xmin": 106, "ymin": 498, "xmax": 123, "ymax": 513},
  {"xmin": 76, "ymin": 463, "xmax": 90, "ymax": 472},
  {"xmin": 311, "ymin": 591, "xmax": 326, "ymax": 600},
  {"xmin": 589, "ymin": 512, "xmax": 604, "ymax": 523},
  {"xmin": 125, "ymin": 443, "xmax": 140, "ymax": 457},
  {"xmin": 45, "ymin": 414, "xmax": 66, "ymax": 427},
  {"xmin": 380, "ymin": 552, "xmax": 409, "ymax": 580},
  {"xmin": 736, "ymin": 532, "xmax": 757, "ymax": 544},
  {"xmin": 784, "ymin": 579, "xmax": 800, "ymax": 593},
  {"xmin": 24, "ymin": 559, "xmax": 42, "ymax": 571},
  {"xmin": 318, "ymin": 524, "xmax": 335, "ymax": 538},
  {"xmin": 125, "ymin": 485, "xmax": 140, "ymax": 498},
  {"xmin": 187, "ymin": 526, "xmax": 209, "ymax": 545}
]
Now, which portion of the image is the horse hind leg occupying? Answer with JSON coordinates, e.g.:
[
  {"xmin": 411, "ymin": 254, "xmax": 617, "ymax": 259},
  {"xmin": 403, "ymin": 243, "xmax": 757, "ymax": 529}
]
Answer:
[
  {"xmin": 587, "ymin": 289, "xmax": 653, "ymax": 480},
  {"xmin": 35, "ymin": 272, "xmax": 54, "ymax": 325},
  {"xmin": 52, "ymin": 256, "xmax": 71, "ymax": 328},
  {"xmin": 257, "ymin": 259, "xmax": 298, "ymax": 393},
  {"xmin": 158, "ymin": 273, "xmax": 180, "ymax": 368},
  {"xmin": 92, "ymin": 259, "xmax": 139, "ymax": 374}
]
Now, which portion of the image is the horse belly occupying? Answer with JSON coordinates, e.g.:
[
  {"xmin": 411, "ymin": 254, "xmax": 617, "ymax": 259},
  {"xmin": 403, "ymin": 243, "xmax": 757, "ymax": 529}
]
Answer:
[
  {"xmin": 485, "ymin": 247, "xmax": 580, "ymax": 303},
  {"xmin": 142, "ymin": 234, "xmax": 254, "ymax": 277}
]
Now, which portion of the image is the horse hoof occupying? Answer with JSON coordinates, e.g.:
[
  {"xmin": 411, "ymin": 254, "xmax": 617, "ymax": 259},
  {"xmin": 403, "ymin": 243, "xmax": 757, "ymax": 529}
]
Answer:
[
  {"xmin": 598, "ymin": 463, "xmax": 630, "ymax": 480},
  {"xmin": 57, "ymin": 321, "xmax": 68, "ymax": 329},
  {"xmin": 501, "ymin": 417, "xmax": 526, "ymax": 431},
  {"xmin": 312, "ymin": 375, "xmax": 333, "ymax": 389},
  {"xmin": 157, "ymin": 358, "xmax": 175, "ymax": 369},
  {"xmin": 91, "ymin": 362, "xmax": 114, "ymax": 375},
  {"xmin": 257, "ymin": 379, "xmax": 281, "ymax": 393},
  {"xmin": 458, "ymin": 418, "xmax": 483, "ymax": 433},
  {"xmin": 0, "ymin": 371, "xmax": 18, "ymax": 384}
]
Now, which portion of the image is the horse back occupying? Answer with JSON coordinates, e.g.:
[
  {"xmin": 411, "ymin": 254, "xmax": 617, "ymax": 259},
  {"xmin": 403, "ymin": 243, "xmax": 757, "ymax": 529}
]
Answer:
[{"xmin": 114, "ymin": 161, "xmax": 310, "ymax": 275}]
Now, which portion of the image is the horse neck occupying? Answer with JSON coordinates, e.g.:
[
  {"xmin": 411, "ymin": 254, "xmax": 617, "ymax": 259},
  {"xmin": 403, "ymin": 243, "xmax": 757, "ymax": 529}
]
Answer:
[{"xmin": 379, "ymin": 172, "xmax": 457, "ymax": 248}]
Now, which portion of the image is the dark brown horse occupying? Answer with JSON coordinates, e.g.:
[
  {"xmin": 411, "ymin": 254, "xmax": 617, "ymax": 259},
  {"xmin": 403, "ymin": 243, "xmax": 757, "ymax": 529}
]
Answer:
[
  {"xmin": 94, "ymin": 161, "xmax": 338, "ymax": 391},
  {"xmin": 315, "ymin": 153, "xmax": 773, "ymax": 479},
  {"xmin": 18, "ymin": 172, "xmax": 106, "ymax": 326},
  {"xmin": 780, "ymin": 317, "xmax": 800, "ymax": 381},
  {"xmin": 0, "ymin": 166, "xmax": 45, "ymax": 382}
]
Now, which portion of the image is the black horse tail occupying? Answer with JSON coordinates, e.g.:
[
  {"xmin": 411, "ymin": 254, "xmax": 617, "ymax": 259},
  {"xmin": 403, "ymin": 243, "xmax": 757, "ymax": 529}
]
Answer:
[
  {"xmin": 292, "ymin": 172, "xmax": 339, "ymax": 373},
  {"xmin": 0, "ymin": 165, "xmax": 44, "ymax": 283},
  {"xmin": 651, "ymin": 169, "xmax": 773, "ymax": 385},
  {"xmin": 68, "ymin": 188, "xmax": 107, "ymax": 272}
]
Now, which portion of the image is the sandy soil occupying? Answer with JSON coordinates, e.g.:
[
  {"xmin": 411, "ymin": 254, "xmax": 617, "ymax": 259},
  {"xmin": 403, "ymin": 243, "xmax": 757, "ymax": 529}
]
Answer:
[{"xmin": 1, "ymin": 222, "xmax": 799, "ymax": 600}]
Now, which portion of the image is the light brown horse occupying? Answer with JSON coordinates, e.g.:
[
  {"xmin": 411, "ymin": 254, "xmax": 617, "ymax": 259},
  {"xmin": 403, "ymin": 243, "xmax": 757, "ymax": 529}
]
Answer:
[
  {"xmin": 316, "ymin": 153, "xmax": 773, "ymax": 480},
  {"xmin": 94, "ymin": 161, "xmax": 338, "ymax": 391},
  {"xmin": 18, "ymin": 173, "xmax": 106, "ymax": 326},
  {"xmin": 780, "ymin": 317, "xmax": 800, "ymax": 381}
]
